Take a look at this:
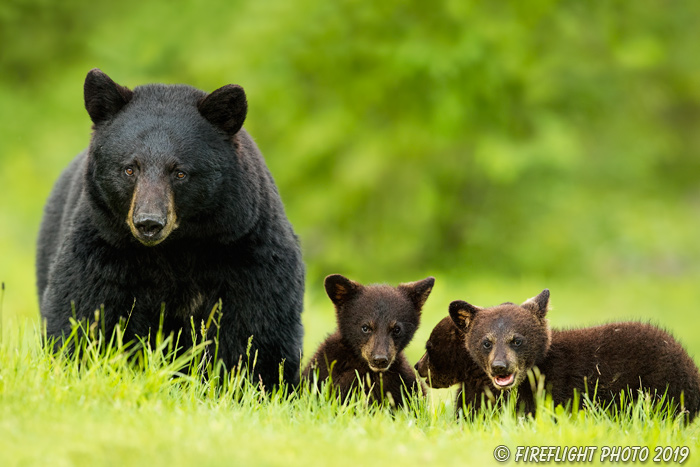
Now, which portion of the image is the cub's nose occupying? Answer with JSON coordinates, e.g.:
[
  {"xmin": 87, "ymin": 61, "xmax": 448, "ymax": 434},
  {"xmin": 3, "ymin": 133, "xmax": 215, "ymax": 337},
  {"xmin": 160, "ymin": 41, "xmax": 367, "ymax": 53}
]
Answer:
[
  {"xmin": 371, "ymin": 355, "xmax": 390, "ymax": 369},
  {"xmin": 414, "ymin": 353, "xmax": 428, "ymax": 374},
  {"xmin": 491, "ymin": 360, "xmax": 509, "ymax": 375},
  {"xmin": 134, "ymin": 214, "xmax": 166, "ymax": 237}
]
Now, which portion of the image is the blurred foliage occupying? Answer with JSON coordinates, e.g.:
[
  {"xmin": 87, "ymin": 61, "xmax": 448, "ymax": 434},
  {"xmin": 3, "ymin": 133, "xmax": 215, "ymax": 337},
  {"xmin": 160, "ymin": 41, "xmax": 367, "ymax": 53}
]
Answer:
[{"xmin": 1, "ymin": 0, "xmax": 700, "ymax": 322}]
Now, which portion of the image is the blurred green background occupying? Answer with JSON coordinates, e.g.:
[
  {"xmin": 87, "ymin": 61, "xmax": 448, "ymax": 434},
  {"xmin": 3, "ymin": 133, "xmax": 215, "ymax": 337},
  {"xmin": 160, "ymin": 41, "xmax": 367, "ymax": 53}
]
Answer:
[{"xmin": 1, "ymin": 0, "xmax": 699, "ymax": 361}]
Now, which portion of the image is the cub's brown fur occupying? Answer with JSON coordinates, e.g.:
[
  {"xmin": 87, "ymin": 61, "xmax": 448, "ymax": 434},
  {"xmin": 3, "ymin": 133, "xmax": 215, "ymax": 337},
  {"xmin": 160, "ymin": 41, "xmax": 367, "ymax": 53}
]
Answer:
[
  {"xmin": 303, "ymin": 274, "xmax": 434, "ymax": 407},
  {"xmin": 414, "ymin": 316, "xmax": 493, "ymax": 414},
  {"xmin": 448, "ymin": 290, "xmax": 700, "ymax": 421}
]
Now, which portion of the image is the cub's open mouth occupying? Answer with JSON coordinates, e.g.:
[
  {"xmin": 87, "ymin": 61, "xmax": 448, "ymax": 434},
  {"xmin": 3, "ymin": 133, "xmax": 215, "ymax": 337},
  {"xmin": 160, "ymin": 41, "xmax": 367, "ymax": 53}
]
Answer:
[{"xmin": 493, "ymin": 373, "xmax": 515, "ymax": 388}]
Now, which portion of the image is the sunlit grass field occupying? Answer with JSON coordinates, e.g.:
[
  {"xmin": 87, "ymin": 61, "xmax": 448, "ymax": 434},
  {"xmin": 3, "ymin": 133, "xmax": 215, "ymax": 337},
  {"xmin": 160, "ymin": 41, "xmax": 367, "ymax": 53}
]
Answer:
[
  {"xmin": 1, "ymin": 277, "xmax": 699, "ymax": 466},
  {"xmin": 2, "ymin": 2, "xmax": 700, "ymax": 465}
]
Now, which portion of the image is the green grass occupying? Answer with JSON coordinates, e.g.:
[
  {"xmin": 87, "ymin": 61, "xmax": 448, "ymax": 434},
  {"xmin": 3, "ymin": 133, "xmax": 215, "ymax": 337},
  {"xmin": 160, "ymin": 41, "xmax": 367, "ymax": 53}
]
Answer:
[{"xmin": 1, "ymin": 278, "xmax": 700, "ymax": 466}]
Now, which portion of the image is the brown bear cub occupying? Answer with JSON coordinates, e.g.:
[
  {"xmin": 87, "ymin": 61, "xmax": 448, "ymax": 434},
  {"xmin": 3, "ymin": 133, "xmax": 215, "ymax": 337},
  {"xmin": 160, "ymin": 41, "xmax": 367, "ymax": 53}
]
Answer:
[
  {"xmin": 303, "ymin": 274, "xmax": 434, "ymax": 407},
  {"xmin": 414, "ymin": 316, "xmax": 494, "ymax": 415},
  {"xmin": 448, "ymin": 289, "xmax": 700, "ymax": 421},
  {"xmin": 415, "ymin": 316, "xmax": 474, "ymax": 389}
]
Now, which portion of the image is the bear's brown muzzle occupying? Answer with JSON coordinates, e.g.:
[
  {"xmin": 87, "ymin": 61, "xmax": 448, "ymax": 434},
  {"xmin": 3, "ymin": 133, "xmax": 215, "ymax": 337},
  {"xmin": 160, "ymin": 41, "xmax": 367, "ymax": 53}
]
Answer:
[{"xmin": 127, "ymin": 177, "xmax": 178, "ymax": 246}]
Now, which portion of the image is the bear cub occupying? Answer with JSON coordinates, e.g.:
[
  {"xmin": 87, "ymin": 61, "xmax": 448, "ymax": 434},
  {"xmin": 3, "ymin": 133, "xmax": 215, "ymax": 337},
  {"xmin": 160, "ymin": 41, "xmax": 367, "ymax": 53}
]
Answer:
[
  {"xmin": 414, "ymin": 316, "xmax": 492, "ymax": 415},
  {"xmin": 303, "ymin": 274, "xmax": 434, "ymax": 407},
  {"xmin": 449, "ymin": 289, "xmax": 700, "ymax": 421}
]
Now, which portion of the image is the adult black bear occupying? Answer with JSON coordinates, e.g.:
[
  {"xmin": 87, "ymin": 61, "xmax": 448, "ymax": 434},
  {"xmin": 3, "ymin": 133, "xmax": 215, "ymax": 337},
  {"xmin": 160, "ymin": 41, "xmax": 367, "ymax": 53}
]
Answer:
[
  {"xmin": 449, "ymin": 290, "xmax": 700, "ymax": 421},
  {"xmin": 36, "ymin": 69, "xmax": 305, "ymax": 387},
  {"xmin": 303, "ymin": 274, "xmax": 434, "ymax": 407}
]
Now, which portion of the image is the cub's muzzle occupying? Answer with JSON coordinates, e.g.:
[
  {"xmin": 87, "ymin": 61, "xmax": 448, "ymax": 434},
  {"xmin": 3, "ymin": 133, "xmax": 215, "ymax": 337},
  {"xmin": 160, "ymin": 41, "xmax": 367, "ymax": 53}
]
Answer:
[
  {"xmin": 370, "ymin": 354, "xmax": 390, "ymax": 371},
  {"xmin": 414, "ymin": 353, "xmax": 429, "ymax": 377}
]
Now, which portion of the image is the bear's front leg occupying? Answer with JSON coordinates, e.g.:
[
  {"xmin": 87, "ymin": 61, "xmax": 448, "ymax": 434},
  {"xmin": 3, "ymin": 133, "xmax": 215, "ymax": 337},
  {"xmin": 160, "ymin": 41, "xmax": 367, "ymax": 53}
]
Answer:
[
  {"xmin": 212, "ymin": 298, "xmax": 303, "ymax": 390},
  {"xmin": 40, "ymin": 237, "xmax": 159, "ymax": 349}
]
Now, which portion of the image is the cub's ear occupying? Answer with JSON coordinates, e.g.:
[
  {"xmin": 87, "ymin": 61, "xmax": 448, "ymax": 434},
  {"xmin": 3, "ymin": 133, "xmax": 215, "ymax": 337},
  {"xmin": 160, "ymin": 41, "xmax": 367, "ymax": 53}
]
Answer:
[
  {"xmin": 198, "ymin": 84, "xmax": 248, "ymax": 135},
  {"xmin": 84, "ymin": 69, "xmax": 133, "ymax": 125},
  {"xmin": 449, "ymin": 300, "xmax": 481, "ymax": 332},
  {"xmin": 398, "ymin": 276, "xmax": 435, "ymax": 311},
  {"xmin": 521, "ymin": 289, "xmax": 550, "ymax": 319},
  {"xmin": 324, "ymin": 274, "xmax": 362, "ymax": 307}
]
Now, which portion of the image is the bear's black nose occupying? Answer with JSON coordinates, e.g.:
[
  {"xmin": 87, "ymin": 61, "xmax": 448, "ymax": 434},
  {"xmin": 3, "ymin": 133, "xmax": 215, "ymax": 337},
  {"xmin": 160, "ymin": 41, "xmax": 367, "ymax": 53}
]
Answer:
[
  {"xmin": 134, "ymin": 214, "xmax": 166, "ymax": 237},
  {"xmin": 371, "ymin": 356, "xmax": 390, "ymax": 369},
  {"xmin": 491, "ymin": 360, "xmax": 509, "ymax": 375}
]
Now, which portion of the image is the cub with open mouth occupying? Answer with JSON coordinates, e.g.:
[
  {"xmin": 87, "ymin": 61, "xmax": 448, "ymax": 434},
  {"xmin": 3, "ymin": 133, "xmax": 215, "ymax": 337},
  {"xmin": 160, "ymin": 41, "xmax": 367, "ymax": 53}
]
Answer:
[
  {"xmin": 303, "ymin": 274, "xmax": 434, "ymax": 407},
  {"xmin": 449, "ymin": 290, "xmax": 700, "ymax": 421},
  {"xmin": 449, "ymin": 292, "xmax": 551, "ymax": 398}
]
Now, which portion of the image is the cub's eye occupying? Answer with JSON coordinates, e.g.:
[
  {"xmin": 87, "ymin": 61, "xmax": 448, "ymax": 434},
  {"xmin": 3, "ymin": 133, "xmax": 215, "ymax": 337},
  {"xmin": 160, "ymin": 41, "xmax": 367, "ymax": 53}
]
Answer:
[
  {"xmin": 482, "ymin": 340, "xmax": 492, "ymax": 350},
  {"xmin": 175, "ymin": 171, "xmax": 187, "ymax": 180},
  {"xmin": 361, "ymin": 325, "xmax": 371, "ymax": 334},
  {"xmin": 512, "ymin": 337, "xmax": 523, "ymax": 348},
  {"xmin": 391, "ymin": 325, "xmax": 402, "ymax": 336},
  {"xmin": 124, "ymin": 167, "xmax": 135, "ymax": 176}
]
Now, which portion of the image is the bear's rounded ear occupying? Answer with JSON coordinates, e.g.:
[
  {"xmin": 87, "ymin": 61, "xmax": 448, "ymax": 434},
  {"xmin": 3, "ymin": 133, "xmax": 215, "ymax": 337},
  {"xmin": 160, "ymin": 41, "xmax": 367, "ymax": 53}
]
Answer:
[
  {"xmin": 521, "ymin": 289, "xmax": 550, "ymax": 319},
  {"xmin": 398, "ymin": 276, "xmax": 435, "ymax": 311},
  {"xmin": 324, "ymin": 274, "xmax": 362, "ymax": 308},
  {"xmin": 84, "ymin": 69, "xmax": 133, "ymax": 125},
  {"xmin": 198, "ymin": 84, "xmax": 247, "ymax": 136},
  {"xmin": 449, "ymin": 300, "xmax": 481, "ymax": 332}
]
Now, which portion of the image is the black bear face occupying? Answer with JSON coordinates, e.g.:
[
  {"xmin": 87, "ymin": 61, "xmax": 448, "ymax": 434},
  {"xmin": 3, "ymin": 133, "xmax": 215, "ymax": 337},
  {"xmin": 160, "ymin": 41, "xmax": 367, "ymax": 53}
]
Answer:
[
  {"xmin": 414, "ymin": 316, "xmax": 468, "ymax": 388},
  {"xmin": 83, "ymin": 69, "xmax": 252, "ymax": 246},
  {"xmin": 449, "ymin": 289, "xmax": 551, "ymax": 391},
  {"xmin": 325, "ymin": 274, "xmax": 434, "ymax": 373}
]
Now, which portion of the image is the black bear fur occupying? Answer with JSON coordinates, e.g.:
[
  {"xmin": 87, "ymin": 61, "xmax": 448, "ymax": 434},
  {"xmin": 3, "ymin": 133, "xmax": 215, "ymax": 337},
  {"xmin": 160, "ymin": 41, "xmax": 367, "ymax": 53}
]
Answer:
[{"xmin": 37, "ymin": 69, "xmax": 305, "ymax": 388}]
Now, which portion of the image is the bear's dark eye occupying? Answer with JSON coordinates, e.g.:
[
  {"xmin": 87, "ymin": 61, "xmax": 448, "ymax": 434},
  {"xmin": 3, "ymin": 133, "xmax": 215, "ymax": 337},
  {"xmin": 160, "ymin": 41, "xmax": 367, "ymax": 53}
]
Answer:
[
  {"xmin": 482, "ymin": 340, "xmax": 492, "ymax": 350},
  {"xmin": 512, "ymin": 337, "xmax": 523, "ymax": 348},
  {"xmin": 124, "ymin": 166, "xmax": 135, "ymax": 177},
  {"xmin": 175, "ymin": 171, "xmax": 187, "ymax": 180},
  {"xmin": 391, "ymin": 325, "xmax": 402, "ymax": 336},
  {"xmin": 361, "ymin": 325, "xmax": 371, "ymax": 334}
]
